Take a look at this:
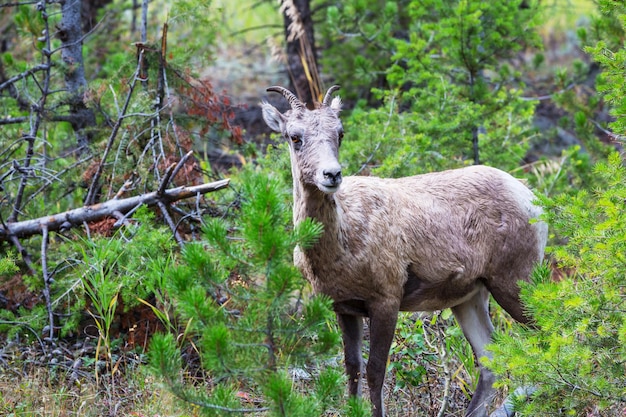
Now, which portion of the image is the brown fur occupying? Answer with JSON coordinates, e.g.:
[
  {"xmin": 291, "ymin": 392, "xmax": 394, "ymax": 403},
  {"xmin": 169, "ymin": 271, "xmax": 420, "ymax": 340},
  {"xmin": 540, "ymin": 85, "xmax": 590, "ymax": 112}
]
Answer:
[{"xmin": 262, "ymin": 86, "xmax": 548, "ymax": 417}]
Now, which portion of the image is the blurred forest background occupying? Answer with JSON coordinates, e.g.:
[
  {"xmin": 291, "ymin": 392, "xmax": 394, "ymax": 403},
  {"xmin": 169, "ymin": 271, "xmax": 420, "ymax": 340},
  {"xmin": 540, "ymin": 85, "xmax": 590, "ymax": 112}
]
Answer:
[{"xmin": 0, "ymin": 0, "xmax": 625, "ymax": 416}]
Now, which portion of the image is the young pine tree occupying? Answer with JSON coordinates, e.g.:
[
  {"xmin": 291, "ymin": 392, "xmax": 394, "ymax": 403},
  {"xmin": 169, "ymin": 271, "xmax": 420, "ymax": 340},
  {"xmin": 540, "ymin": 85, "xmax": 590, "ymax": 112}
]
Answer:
[
  {"xmin": 148, "ymin": 165, "xmax": 348, "ymax": 416},
  {"xmin": 487, "ymin": 152, "xmax": 626, "ymax": 415},
  {"xmin": 488, "ymin": 2, "xmax": 626, "ymax": 413}
]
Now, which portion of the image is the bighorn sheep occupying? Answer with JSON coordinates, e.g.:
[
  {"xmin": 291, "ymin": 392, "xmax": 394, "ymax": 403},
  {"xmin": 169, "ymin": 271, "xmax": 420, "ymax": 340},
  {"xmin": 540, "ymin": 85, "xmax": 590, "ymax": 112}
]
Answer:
[{"xmin": 261, "ymin": 85, "xmax": 548, "ymax": 417}]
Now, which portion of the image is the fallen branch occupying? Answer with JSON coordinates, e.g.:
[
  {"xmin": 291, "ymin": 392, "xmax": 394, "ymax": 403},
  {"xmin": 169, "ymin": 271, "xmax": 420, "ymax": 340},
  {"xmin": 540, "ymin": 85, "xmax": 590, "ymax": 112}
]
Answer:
[{"xmin": 0, "ymin": 179, "xmax": 230, "ymax": 241}]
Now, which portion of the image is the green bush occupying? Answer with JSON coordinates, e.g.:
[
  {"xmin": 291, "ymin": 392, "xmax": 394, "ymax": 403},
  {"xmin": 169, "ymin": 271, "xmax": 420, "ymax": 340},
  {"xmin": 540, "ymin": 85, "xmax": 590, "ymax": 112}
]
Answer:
[
  {"xmin": 330, "ymin": 0, "xmax": 543, "ymax": 177},
  {"xmin": 318, "ymin": 0, "xmax": 406, "ymax": 104},
  {"xmin": 148, "ymin": 161, "xmax": 352, "ymax": 416},
  {"xmin": 0, "ymin": 208, "xmax": 178, "ymax": 342},
  {"xmin": 488, "ymin": 152, "xmax": 626, "ymax": 415},
  {"xmin": 582, "ymin": 1, "xmax": 626, "ymax": 137}
]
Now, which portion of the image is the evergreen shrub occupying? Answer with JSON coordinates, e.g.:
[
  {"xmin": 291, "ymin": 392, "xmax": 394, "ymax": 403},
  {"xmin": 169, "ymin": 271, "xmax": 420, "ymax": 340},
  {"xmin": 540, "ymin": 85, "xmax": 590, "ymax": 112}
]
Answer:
[
  {"xmin": 488, "ymin": 153, "xmax": 626, "ymax": 415},
  {"xmin": 148, "ymin": 160, "xmax": 353, "ymax": 416}
]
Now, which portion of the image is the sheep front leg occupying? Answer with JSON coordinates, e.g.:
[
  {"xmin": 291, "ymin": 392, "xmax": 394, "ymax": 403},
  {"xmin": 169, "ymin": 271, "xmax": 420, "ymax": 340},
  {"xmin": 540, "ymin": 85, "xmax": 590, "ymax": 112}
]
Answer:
[
  {"xmin": 337, "ymin": 313, "xmax": 364, "ymax": 397},
  {"xmin": 367, "ymin": 306, "xmax": 399, "ymax": 417}
]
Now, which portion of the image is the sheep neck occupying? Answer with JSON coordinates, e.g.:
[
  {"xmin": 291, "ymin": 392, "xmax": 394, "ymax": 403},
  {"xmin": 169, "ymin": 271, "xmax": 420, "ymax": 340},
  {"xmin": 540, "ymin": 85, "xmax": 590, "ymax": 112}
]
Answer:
[{"xmin": 292, "ymin": 179, "xmax": 342, "ymax": 252}]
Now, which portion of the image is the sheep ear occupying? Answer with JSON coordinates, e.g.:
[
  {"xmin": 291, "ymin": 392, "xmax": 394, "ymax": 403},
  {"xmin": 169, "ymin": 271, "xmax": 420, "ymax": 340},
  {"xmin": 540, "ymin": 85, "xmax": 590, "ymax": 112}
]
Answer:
[
  {"xmin": 261, "ymin": 101, "xmax": 286, "ymax": 133},
  {"xmin": 330, "ymin": 96, "xmax": 342, "ymax": 114}
]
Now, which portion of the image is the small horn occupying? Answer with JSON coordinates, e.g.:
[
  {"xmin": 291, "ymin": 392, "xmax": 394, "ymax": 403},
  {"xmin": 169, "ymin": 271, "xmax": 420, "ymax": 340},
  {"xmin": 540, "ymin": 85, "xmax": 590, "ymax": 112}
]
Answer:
[
  {"xmin": 322, "ymin": 85, "xmax": 341, "ymax": 106},
  {"xmin": 266, "ymin": 86, "xmax": 305, "ymax": 111}
]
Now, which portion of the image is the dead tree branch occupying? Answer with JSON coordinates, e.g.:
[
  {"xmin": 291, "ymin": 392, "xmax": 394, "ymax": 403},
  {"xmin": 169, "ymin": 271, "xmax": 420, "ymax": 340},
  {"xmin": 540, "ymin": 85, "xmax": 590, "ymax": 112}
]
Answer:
[
  {"xmin": 41, "ymin": 225, "xmax": 54, "ymax": 340},
  {"xmin": 84, "ymin": 51, "xmax": 143, "ymax": 206},
  {"xmin": 157, "ymin": 200, "xmax": 184, "ymax": 246},
  {"xmin": 8, "ymin": 1, "xmax": 54, "ymax": 223},
  {"xmin": 158, "ymin": 150, "xmax": 194, "ymax": 196},
  {"xmin": 1, "ymin": 179, "xmax": 230, "ymax": 241},
  {"xmin": 0, "ymin": 63, "xmax": 51, "ymax": 92}
]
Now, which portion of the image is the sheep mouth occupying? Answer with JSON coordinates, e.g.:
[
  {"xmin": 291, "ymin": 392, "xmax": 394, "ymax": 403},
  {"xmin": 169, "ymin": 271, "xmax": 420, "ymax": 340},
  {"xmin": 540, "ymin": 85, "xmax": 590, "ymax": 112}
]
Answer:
[{"xmin": 318, "ymin": 182, "xmax": 341, "ymax": 194}]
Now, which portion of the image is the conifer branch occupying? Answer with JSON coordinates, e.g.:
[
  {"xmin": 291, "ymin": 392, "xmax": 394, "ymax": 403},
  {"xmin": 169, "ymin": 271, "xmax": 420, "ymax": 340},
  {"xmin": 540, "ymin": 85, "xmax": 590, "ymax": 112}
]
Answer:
[{"xmin": 171, "ymin": 385, "xmax": 271, "ymax": 414}]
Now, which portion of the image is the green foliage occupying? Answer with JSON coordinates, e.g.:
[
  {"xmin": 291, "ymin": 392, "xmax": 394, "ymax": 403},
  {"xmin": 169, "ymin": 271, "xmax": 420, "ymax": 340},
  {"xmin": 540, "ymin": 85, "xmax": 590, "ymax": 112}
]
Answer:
[
  {"xmin": 166, "ymin": 0, "xmax": 219, "ymax": 64},
  {"xmin": 329, "ymin": 0, "xmax": 543, "ymax": 177},
  {"xmin": 0, "ymin": 252, "xmax": 21, "ymax": 337},
  {"xmin": 0, "ymin": 252, "xmax": 18, "ymax": 277},
  {"xmin": 583, "ymin": 1, "xmax": 626, "ymax": 138},
  {"xmin": 390, "ymin": 314, "xmax": 431, "ymax": 390},
  {"xmin": 69, "ymin": 216, "xmax": 174, "ymax": 379},
  {"xmin": 149, "ymin": 165, "xmax": 346, "ymax": 415},
  {"xmin": 390, "ymin": 310, "xmax": 481, "ymax": 403},
  {"xmin": 318, "ymin": 0, "xmax": 403, "ymax": 103},
  {"xmin": 488, "ymin": 153, "xmax": 626, "ymax": 415},
  {"xmin": 78, "ymin": 237, "xmax": 124, "ymax": 380},
  {"xmin": 0, "ymin": 208, "xmax": 177, "ymax": 343},
  {"xmin": 339, "ymin": 97, "xmax": 444, "ymax": 177}
]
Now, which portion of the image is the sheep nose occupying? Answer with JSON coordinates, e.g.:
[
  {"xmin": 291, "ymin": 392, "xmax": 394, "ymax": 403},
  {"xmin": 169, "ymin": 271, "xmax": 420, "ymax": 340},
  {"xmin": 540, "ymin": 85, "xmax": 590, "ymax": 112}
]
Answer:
[{"xmin": 324, "ymin": 169, "xmax": 342, "ymax": 186}]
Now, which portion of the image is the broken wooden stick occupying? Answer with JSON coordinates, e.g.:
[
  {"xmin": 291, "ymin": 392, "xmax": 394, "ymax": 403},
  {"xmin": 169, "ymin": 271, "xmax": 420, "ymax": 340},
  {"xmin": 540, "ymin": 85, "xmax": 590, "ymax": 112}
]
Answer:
[{"xmin": 0, "ymin": 179, "xmax": 230, "ymax": 241}]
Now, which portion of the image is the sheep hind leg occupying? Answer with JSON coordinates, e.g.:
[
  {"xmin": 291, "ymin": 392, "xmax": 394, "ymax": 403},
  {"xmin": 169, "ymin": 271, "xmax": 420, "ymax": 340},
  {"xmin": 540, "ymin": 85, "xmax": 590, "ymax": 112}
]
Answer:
[
  {"xmin": 337, "ymin": 313, "xmax": 364, "ymax": 397},
  {"xmin": 486, "ymin": 281, "xmax": 532, "ymax": 325},
  {"xmin": 451, "ymin": 287, "xmax": 496, "ymax": 417}
]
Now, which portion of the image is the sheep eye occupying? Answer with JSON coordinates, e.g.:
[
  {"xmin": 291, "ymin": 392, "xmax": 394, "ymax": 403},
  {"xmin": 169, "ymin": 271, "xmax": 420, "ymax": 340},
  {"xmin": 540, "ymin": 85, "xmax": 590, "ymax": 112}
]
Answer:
[{"xmin": 290, "ymin": 135, "xmax": 303, "ymax": 150}]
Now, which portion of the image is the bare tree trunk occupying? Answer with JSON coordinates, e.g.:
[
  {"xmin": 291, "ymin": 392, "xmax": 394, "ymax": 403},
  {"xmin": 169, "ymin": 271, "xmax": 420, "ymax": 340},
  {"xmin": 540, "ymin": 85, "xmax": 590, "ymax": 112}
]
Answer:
[
  {"xmin": 281, "ymin": 0, "xmax": 320, "ymax": 108},
  {"xmin": 60, "ymin": 0, "xmax": 96, "ymax": 152},
  {"xmin": 81, "ymin": 0, "xmax": 113, "ymax": 33}
]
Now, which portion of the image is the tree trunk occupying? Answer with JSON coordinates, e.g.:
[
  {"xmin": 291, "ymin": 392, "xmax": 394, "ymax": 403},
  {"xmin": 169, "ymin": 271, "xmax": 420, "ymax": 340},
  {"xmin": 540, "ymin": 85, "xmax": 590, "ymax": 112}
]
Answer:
[
  {"xmin": 81, "ymin": 0, "xmax": 113, "ymax": 32},
  {"xmin": 281, "ymin": 0, "xmax": 320, "ymax": 108},
  {"xmin": 60, "ymin": 0, "xmax": 96, "ymax": 152}
]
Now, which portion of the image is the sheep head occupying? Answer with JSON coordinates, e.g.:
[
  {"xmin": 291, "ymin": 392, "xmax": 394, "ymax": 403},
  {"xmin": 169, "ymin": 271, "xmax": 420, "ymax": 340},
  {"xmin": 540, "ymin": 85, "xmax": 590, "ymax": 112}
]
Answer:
[{"xmin": 262, "ymin": 85, "xmax": 344, "ymax": 194}]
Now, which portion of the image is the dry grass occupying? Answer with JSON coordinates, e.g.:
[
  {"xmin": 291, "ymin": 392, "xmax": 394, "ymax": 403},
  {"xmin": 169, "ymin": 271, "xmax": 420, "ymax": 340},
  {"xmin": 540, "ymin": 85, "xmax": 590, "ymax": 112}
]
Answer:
[{"xmin": 0, "ymin": 365, "xmax": 187, "ymax": 417}]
